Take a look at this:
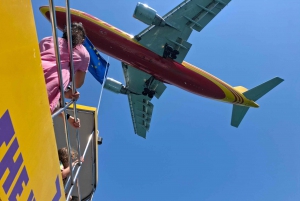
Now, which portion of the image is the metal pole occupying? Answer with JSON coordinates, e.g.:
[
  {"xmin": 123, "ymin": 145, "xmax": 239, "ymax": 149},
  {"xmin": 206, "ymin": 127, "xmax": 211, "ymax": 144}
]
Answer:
[
  {"xmin": 64, "ymin": 133, "xmax": 94, "ymax": 191},
  {"xmin": 52, "ymin": 100, "xmax": 74, "ymax": 119},
  {"xmin": 48, "ymin": 0, "xmax": 74, "ymax": 186},
  {"xmin": 64, "ymin": 0, "xmax": 80, "ymax": 191},
  {"xmin": 65, "ymin": 0, "xmax": 82, "ymax": 167},
  {"xmin": 66, "ymin": 164, "xmax": 81, "ymax": 199},
  {"xmin": 90, "ymin": 192, "xmax": 94, "ymax": 201},
  {"xmin": 91, "ymin": 132, "xmax": 95, "ymax": 187},
  {"xmin": 66, "ymin": 184, "xmax": 74, "ymax": 201},
  {"xmin": 48, "ymin": 0, "xmax": 66, "ymax": 108}
]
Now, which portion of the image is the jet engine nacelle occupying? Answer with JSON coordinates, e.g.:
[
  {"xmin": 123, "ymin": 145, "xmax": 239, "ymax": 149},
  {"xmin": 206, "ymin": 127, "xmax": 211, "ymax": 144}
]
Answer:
[
  {"xmin": 104, "ymin": 77, "xmax": 128, "ymax": 94},
  {"xmin": 133, "ymin": 2, "xmax": 165, "ymax": 26}
]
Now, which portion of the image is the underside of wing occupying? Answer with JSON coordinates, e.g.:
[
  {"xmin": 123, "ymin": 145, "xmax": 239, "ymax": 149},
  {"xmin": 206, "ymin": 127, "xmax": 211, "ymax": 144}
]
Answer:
[
  {"xmin": 122, "ymin": 63, "xmax": 166, "ymax": 138},
  {"xmin": 128, "ymin": 93, "xmax": 153, "ymax": 138},
  {"xmin": 135, "ymin": 0, "xmax": 231, "ymax": 63}
]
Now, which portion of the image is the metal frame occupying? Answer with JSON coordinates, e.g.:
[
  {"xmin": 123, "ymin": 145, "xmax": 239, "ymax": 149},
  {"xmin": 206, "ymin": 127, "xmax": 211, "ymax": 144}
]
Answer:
[
  {"xmin": 65, "ymin": 133, "xmax": 94, "ymax": 199},
  {"xmin": 64, "ymin": 134, "xmax": 94, "ymax": 193},
  {"xmin": 47, "ymin": 0, "xmax": 84, "ymax": 200}
]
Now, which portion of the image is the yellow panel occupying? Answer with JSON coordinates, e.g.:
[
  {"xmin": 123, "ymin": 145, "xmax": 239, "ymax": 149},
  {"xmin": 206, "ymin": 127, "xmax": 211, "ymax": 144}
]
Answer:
[
  {"xmin": 0, "ymin": 1, "xmax": 64, "ymax": 200},
  {"xmin": 69, "ymin": 104, "xmax": 97, "ymax": 112}
]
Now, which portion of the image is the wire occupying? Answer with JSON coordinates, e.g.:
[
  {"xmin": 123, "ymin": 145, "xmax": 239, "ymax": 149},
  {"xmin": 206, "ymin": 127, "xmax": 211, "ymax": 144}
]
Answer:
[{"xmin": 96, "ymin": 56, "xmax": 110, "ymax": 113}]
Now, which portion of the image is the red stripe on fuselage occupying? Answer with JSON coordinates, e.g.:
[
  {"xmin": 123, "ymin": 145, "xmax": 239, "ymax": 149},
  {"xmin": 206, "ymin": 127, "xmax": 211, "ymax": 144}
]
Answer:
[{"xmin": 46, "ymin": 10, "xmax": 225, "ymax": 100}]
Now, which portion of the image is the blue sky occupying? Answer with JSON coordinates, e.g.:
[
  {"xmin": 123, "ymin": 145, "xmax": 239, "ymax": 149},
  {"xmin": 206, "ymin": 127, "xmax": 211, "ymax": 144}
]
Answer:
[{"xmin": 31, "ymin": 0, "xmax": 300, "ymax": 200}]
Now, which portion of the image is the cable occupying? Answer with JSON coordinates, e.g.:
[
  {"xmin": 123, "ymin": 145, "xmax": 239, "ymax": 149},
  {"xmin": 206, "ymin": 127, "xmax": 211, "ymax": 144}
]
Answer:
[{"xmin": 96, "ymin": 56, "xmax": 110, "ymax": 113}]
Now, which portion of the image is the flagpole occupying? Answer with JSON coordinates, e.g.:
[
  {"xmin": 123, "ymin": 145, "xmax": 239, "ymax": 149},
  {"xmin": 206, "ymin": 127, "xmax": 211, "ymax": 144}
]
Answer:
[{"xmin": 97, "ymin": 56, "xmax": 110, "ymax": 113}]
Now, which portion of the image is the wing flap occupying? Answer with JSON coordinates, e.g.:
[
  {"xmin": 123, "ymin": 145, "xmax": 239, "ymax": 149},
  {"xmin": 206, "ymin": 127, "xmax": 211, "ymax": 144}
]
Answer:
[
  {"xmin": 128, "ymin": 94, "xmax": 153, "ymax": 138},
  {"xmin": 189, "ymin": 1, "xmax": 228, "ymax": 31},
  {"xmin": 122, "ymin": 63, "xmax": 166, "ymax": 138}
]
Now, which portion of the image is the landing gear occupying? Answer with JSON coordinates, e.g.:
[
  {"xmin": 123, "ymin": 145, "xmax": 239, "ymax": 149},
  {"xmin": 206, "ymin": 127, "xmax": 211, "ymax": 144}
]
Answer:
[
  {"xmin": 142, "ymin": 88, "xmax": 150, "ymax": 96},
  {"xmin": 163, "ymin": 43, "xmax": 179, "ymax": 60},
  {"xmin": 142, "ymin": 88, "xmax": 155, "ymax": 98},
  {"xmin": 148, "ymin": 90, "xmax": 155, "ymax": 98},
  {"xmin": 142, "ymin": 76, "xmax": 156, "ymax": 98}
]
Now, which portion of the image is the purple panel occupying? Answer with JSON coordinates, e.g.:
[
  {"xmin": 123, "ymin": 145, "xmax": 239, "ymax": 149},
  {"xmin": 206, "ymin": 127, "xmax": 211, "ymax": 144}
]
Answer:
[
  {"xmin": 0, "ymin": 110, "xmax": 15, "ymax": 146},
  {"xmin": 8, "ymin": 166, "xmax": 29, "ymax": 201},
  {"xmin": 0, "ymin": 138, "xmax": 23, "ymax": 193},
  {"xmin": 27, "ymin": 190, "xmax": 35, "ymax": 201},
  {"xmin": 52, "ymin": 176, "xmax": 62, "ymax": 201}
]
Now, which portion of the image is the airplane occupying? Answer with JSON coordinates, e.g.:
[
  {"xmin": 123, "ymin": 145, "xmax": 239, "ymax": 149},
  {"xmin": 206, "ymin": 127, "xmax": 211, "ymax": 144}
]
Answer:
[{"xmin": 40, "ymin": 0, "xmax": 283, "ymax": 138}]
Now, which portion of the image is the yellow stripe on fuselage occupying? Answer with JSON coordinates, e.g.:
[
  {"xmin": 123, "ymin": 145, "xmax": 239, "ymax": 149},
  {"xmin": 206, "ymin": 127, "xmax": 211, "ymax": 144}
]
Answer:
[
  {"xmin": 40, "ymin": 6, "xmax": 139, "ymax": 45},
  {"xmin": 182, "ymin": 61, "xmax": 259, "ymax": 107}
]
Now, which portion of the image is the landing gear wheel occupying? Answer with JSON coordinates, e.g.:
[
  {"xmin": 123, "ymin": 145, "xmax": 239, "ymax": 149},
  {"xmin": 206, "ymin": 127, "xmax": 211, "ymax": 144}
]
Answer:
[
  {"xmin": 173, "ymin": 50, "xmax": 179, "ymax": 55},
  {"xmin": 148, "ymin": 90, "xmax": 155, "ymax": 98},
  {"xmin": 165, "ymin": 45, "xmax": 173, "ymax": 52},
  {"xmin": 142, "ymin": 88, "xmax": 150, "ymax": 96}
]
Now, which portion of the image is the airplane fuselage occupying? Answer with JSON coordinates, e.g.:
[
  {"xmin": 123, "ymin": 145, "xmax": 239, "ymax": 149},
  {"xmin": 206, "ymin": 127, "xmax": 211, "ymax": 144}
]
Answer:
[{"xmin": 42, "ymin": 7, "xmax": 258, "ymax": 108}]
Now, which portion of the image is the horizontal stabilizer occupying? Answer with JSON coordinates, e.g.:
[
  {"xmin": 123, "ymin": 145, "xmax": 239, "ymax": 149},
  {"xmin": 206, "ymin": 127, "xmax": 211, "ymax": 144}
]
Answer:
[
  {"xmin": 231, "ymin": 77, "xmax": 283, "ymax": 127},
  {"xmin": 243, "ymin": 77, "xmax": 284, "ymax": 101},
  {"xmin": 231, "ymin": 105, "xmax": 250, "ymax": 127}
]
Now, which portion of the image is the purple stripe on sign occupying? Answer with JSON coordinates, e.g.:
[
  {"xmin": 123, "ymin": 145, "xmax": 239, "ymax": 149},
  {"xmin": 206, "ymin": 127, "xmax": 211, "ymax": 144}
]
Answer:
[
  {"xmin": 52, "ymin": 176, "xmax": 62, "ymax": 201},
  {"xmin": 0, "ymin": 110, "xmax": 15, "ymax": 146},
  {"xmin": 0, "ymin": 138, "xmax": 23, "ymax": 193},
  {"xmin": 8, "ymin": 166, "xmax": 29, "ymax": 201},
  {"xmin": 27, "ymin": 190, "xmax": 35, "ymax": 201}
]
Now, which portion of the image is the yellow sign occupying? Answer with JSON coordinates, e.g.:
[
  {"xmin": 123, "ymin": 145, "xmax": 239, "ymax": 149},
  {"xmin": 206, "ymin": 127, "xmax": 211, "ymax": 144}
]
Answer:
[{"xmin": 0, "ymin": 0, "xmax": 64, "ymax": 200}]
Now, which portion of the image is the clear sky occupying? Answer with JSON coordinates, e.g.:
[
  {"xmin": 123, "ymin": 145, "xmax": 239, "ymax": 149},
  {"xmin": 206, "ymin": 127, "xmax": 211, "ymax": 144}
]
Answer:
[{"xmin": 31, "ymin": 0, "xmax": 300, "ymax": 200}]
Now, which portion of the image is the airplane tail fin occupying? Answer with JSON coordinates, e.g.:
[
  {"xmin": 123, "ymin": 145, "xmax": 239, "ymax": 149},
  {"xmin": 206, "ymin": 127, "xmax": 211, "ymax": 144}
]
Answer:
[{"xmin": 231, "ymin": 77, "xmax": 284, "ymax": 127}]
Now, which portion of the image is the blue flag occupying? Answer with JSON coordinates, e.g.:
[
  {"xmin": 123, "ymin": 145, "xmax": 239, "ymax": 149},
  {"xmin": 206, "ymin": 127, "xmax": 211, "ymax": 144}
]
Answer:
[{"xmin": 83, "ymin": 37, "xmax": 109, "ymax": 84}]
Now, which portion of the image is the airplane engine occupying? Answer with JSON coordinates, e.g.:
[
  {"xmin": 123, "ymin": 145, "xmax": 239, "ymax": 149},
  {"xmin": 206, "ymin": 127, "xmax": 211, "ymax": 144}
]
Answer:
[
  {"xmin": 104, "ymin": 77, "xmax": 128, "ymax": 94},
  {"xmin": 133, "ymin": 2, "xmax": 165, "ymax": 26}
]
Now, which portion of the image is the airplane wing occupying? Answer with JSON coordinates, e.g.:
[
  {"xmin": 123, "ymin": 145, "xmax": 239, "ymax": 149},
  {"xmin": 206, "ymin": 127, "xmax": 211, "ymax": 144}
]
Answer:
[
  {"xmin": 122, "ymin": 63, "xmax": 166, "ymax": 138},
  {"xmin": 135, "ymin": 0, "xmax": 231, "ymax": 63}
]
